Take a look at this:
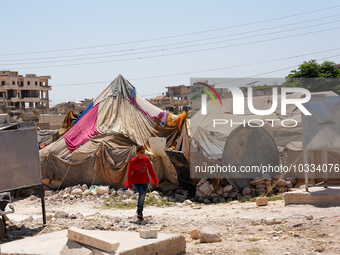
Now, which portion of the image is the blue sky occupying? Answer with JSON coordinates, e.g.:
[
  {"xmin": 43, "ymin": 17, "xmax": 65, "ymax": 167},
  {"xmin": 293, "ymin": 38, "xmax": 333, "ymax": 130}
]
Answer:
[{"xmin": 1, "ymin": 1, "xmax": 339, "ymax": 105}]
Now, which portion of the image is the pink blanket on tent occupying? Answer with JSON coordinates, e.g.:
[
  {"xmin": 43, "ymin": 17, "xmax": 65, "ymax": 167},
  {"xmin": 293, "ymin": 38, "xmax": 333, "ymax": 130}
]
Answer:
[{"xmin": 65, "ymin": 104, "xmax": 100, "ymax": 152}]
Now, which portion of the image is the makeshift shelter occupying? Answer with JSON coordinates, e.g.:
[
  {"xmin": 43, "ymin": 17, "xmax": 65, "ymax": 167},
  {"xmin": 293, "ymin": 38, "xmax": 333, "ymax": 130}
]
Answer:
[
  {"xmin": 58, "ymin": 109, "xmax": 80, "ymax": 137},
  {"xmin": 40, "ymin": 75, "xmax": 189, "ymax": 189},
  {"xmin": 190, "ymin": 91, "xmax": 338, "ymax": 148},
  {"xmin": 285, "ymin": 141, "xmax": 340, "ymax": 183}
]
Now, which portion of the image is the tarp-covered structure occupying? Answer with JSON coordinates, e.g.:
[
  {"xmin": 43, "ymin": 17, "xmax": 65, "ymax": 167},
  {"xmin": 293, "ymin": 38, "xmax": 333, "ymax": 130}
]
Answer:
[
  {"xmin": 190, "ymin": 90, "xmax": 339, "ymax": 188},
  {"xmin": 191, "ymin": 91, "xmax": 338, "ymax": 149},
  {"xmin": 40, "ymin": 75, "xmax": 189, "ymax": 189}
]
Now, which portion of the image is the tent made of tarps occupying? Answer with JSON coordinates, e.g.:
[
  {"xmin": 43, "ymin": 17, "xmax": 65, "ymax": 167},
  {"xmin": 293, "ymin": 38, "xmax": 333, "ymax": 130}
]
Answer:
[
  {"xmin": 40, "ymin": 75, "xmax": 189, "ymax": 189},
  {"xmin": 190, "ymin": 91, "xmax": 338, "ymax": 148},
  {"xmin": 58, "ymin": 109, "xmax": 80, "ymax": 137},
  {"xmin": 285, "ymin": 141, "xmax": 340, "ymax": 182}
]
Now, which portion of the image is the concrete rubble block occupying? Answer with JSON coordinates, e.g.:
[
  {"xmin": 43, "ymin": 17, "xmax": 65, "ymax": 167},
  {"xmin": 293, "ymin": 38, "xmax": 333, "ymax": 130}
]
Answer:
[
  {"xmin": 210, "ymin": 192, "xmax": 220, "ymax": 198},
  {"xmin": 82, "ymin": 190, "xmax": 90, "ymax": 196},
  {"xmin": 219, "ymin": 197, "xmax": 226, "ymax": 203},
  {"xmin": 212, "ymin": 197, "xmax": 219, "ymax": 203},
  {"xmin": 174, "ymin": 194, "xmax": 186, "ymax": 202},
  {"xmin": 82, "ymin": 184, "xmax": 88, "ymax": 191},
  {"xmin": 229, "ymin": 192, "xmax": 238, "ymax": 199},
  {"xmin": 199, "ymin": 228, "xmax": 221, "ymax": 243},
  {"xmin": 276, "ymin": 179, "xmax": 288, "ymax": 187},
  {"xmin": 256, "ymin": 197, "xmax": 268, "ymax": 206},
  {"xmin": 209, "ymin": 183, "xmax": 214, "ymax": 192},
  {"xmin": 60, "ymin": 240, "xmax": 93, "ymax": 255},
  {"xmin": 255, "ymin": 184, "xmax": 266, "ymax": 189},
  {"xmin": 241, "ymin": 195, "xmax": 253, "ymax": 200},
  {"xmin": 203, "ymin": 199, "xmax": 211, "ymax": 204},
  {"xmin": 55, "ymin": 211, "xmax": 69, "ymax": 219},
  {"xmin": 222, "ymin": 192, "xmax": 229, "ymax": 198},
  {"xmin": 139, "ymin": 230, "xmax": 158, "ymax": 239},
  {"xmin": 71, "ymin": 188, "xmax": 83, "ymax": 196},
  {"xmin": 97, "ymin": 186, "xmax": 110, "ymax": 195},
  {"xmin": 286, "ymin": 180, "xmax": 293, "ymax": 188},
  {"xmin": 287, "ymin": 177, "xmax": 298, "ymax": 185},
  {"xmin": 68, "ymin": 227, "xmax": 120, "ymax": 252},
  {"xmin": 125, "ymin": 189, "xmax": 135, "ymax": 196},
  {"xmin": 222, "ymin": 185, "xmax": 233, "ymax": 193},
  {"xmin": 190, "ymin": 229, "xmax": 200, "ymax": 239},
  {"xmin": 199, "ymin": 181, "xmax": 212, "ymax": 196},
  {"xmin": 118, "ymin": 235, "xmax": 186, "ymax": 255},
  {"xmin": 242, "ymin": 187, "xmax": 251, "ymax": 196},
  {"xmin": 183, "ymin": 199, "xmax": 192, "ymax": 206},
  {"xmin": 117, "ymin": 188, "xmax": 124, "ymax": 195},
  {"xmin": 195, "ymin": 189, "xmax": 205, "ymax": 198}
]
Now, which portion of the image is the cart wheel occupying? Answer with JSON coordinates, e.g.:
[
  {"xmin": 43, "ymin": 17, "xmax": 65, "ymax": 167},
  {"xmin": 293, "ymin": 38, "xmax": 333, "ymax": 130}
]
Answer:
[{"xmin": 0, "ymin": 216, "xmax": 4, "ymax": 242}]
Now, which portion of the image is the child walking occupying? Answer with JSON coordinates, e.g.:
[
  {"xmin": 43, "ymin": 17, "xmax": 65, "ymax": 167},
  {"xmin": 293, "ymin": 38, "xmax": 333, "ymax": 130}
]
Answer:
[{"xmin": 126, "ymin": 145, "xmax": 159, "ymax": 221}]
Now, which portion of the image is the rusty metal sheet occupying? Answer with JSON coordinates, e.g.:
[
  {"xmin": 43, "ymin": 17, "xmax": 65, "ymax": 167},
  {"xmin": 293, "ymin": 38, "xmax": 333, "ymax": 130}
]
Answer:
[{"xmin": 0, "ymin": 122, "xmax": 41, "ymax": 192}]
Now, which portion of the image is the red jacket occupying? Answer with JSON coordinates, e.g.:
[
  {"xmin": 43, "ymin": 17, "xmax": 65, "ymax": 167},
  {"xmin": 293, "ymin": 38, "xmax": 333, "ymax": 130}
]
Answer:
[{"xmin": 125, "ymin": 156, "xmax": 159, "ymax": 188}]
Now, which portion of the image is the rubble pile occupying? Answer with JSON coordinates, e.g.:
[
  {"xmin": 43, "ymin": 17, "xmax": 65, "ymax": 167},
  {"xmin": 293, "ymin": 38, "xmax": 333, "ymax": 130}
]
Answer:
[
  {"xmin": 195, "ymin": 175, "xmax": 298, "ymax": 204},
  {"xmin": 195, "ymin": 178, "xmax": 241, "ymax": 204},
  {"xmin": 43, "ymin": 184, "xmax": 192, "ymax": 206}
]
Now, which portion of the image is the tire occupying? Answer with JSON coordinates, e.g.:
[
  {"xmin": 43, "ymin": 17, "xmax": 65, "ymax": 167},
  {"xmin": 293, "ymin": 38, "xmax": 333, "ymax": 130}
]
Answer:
[{"xmin": 0, "ymin": 216, "xmax": 4, "ymax": 242}]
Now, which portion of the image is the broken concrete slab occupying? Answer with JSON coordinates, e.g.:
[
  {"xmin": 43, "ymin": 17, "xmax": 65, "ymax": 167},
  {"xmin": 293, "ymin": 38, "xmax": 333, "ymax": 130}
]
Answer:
[
  {"xmin": 0, "ymin": 229, "xmax": 186, "ymax": 255},
  {"xmin": 285, "ymin": 186, "xmax": 340, "ymax": 206},
  {"xmin": 68, "ymin": 227, "xmax": 120, "ymax": 252},
  {"xmin": 139, "ymin": 230, "xmax": 157, "ymax": 239},
  {"xmin": 256, "ymin": 197, "xmax": 268, "ymax": 206},
  {"xmin": 60, "ymin": 240, "xmax": 93, "ymax": 255}
]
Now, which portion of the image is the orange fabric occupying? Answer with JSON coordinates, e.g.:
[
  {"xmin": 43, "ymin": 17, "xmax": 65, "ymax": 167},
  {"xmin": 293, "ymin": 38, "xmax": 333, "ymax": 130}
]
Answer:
[
  {"xmin": 174, "ymin": 111, "xmax": 186, "ymax": 130},
  {"xmin": 167, "ymin": 113, "xmax": 173, "ymax": 126}
]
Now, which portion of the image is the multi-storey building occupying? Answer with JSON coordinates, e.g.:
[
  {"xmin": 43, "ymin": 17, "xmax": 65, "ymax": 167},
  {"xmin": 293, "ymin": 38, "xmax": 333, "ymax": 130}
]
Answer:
[{"xmin": 0, "ymin": 70, "xmax": 51, "ymax": 109}]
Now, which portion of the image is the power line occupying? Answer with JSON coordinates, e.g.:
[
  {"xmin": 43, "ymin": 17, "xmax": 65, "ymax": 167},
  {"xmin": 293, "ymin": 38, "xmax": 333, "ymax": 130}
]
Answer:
[
  {"xmin": 2, "ymin": 14, "xmax": 340, "ymax": 62},
  {"xmin": 4, "ymin": 26, "xmax": 340, "ymax": 69},
  {"xmin": 138, "ymin": 52, "xmax": 340, "ymax": 96},
  {"xmin": 1, "ymin": 5, "xmax": 339, "ymax": 56},
  {"xmin": 50, "ymin": 48, "xmax": 340, "ymax": 87}
]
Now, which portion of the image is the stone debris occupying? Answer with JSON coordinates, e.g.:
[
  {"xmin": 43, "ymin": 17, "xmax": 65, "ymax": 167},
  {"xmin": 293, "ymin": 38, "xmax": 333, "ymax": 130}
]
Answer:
[
  {"xmin": 190, "ymin": 229, "xmax": 200, "ymax": 239},
  {"xmin": 139, "ymin": 230, "xmax": 158, "ymax": 239},
  {"xmin": 199, "ymin": 228, "xmax": 221, "ymax": 243},
  {"xmin": 68, "ymin": 227, "xmax": 120, "ymax": 252},
  {"xmin": 194, "ymin": 174, "xmax": 298, "ymax": 204},
  {"xmin": 60, "ymin": 240, "xmax": 93, "ymax": 255}
]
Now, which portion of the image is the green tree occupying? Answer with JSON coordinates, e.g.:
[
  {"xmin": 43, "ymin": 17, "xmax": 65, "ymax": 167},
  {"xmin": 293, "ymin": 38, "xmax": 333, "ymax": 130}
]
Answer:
[{"xmin": 285, "ymin": 60, "xmax": 340, "ymax": 94}]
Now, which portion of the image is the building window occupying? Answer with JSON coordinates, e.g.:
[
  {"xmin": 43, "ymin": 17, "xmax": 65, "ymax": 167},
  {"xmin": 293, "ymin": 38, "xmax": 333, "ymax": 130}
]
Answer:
[
  {"xmin": 12, "ymin": 81, "xmax": 15, "ymax": 85},
  {"xmin": 1, "ymin": 81, "xmax": 4, "ymax": 85},
  {"xmin": 35, "ymin": 81, "xmax": 38, "ymax": 85},
  {"xmin": 27, "ymin": 81, "xmax": 30, "ymax": 85},
  {"xmin": 39, "ymin": 82, "xmax": 42, "ymax": 86}
]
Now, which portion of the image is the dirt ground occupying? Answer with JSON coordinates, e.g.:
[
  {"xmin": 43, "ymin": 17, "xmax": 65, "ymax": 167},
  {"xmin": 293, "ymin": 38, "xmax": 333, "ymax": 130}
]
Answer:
[{"xmin": 2, "ymin": 195, "xmax": 340, "ymax": 255}]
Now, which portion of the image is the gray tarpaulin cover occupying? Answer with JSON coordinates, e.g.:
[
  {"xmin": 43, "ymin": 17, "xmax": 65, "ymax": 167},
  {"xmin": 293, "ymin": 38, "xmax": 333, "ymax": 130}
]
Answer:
[{"xmin": 40, "ymin": 75, "xmax": 189, "ymax": 189}]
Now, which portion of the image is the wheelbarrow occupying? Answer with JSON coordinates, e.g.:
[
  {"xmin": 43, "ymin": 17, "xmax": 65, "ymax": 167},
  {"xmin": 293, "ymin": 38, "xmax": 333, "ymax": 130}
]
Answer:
[{"xmin": 0, "ymin": 192, "xmax": 15, "ymax": 242}]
